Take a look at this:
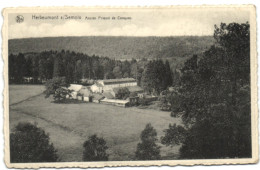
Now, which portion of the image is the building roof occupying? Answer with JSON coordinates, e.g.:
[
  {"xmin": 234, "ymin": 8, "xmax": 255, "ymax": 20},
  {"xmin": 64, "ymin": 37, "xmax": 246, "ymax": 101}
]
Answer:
[
  {"xmin": 93, "ymin": 93, "xmax": 105, "ymax": 100},
  {"xmin": 78, "ymin": 88, "xmax": 92, "ymax": 97},
  {"xmin": 68, "ymin": 84, "xmax": 83, "ymax": 92},
  {"xmin": 95, "ymin": 82, "xmax": 104, "ymax": 87},
  {"xmin": 127, "ymin": 86, "xmax": 144, "ymax": 93},
  {"xmin": 100, "ymin": 98, "xmax": 129, "ymax": 104},
  {"xmin": 100, "ymin": 78, "xmax": 136, "ymax": 85},
  {"xmin": 103, "ymin": 92, "xmax": 115, "ymax": 99}
]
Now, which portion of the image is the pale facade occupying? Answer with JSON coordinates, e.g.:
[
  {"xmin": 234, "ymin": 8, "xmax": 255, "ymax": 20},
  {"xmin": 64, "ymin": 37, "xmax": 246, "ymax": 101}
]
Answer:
[{"xmin": 91, "ymin": 78, "xmax": 137, "ymax": 93}]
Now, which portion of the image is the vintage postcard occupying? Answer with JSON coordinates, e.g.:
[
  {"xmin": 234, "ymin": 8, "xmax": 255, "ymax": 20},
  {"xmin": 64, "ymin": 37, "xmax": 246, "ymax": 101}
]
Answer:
[{"xmin": 2, "ymin": 6, "xmax": 258, "ymax": 168}]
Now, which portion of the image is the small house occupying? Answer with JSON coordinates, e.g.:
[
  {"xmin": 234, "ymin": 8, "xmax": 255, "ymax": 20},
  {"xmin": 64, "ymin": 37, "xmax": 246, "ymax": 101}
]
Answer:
[
  {"xmin": 78, "ymin": 87, "xmax": 93, "ymax": 102},
  {"xmin": 90, "ymin": 82, "xmax": 104, "ymax": 93},
  {"xmin": 68, "ymin": 84, "xmax": 83, "ymax": 99}
]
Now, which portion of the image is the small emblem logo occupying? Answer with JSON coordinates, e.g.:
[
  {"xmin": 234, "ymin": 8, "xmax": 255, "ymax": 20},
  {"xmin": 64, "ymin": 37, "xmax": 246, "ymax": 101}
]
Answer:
[{"xmin": 16, "ymin": 15, "xmax": 24, "ymax": 23}]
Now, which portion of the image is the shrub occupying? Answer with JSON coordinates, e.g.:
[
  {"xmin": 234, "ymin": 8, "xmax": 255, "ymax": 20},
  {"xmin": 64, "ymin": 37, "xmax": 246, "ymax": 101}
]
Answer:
[
  {"xmin": 161, "ymin": 124, "xmax": 187, "ymax": 146},
  {"xmin": 10, "ymin": 122, "xmax": 58, "ymax": 163},
  {"xmin": 44, "ymin": 77, "xmax": 71, "ymax": 102},
  {"xmin": 83, "ymin": 135, "xmax": 109, "ymax": 161},
  {"xmin": 138, "ymin": 98, "xmax": 149, "ymax": 106},
  {"xmin": 135, "ymin": 123, "xmax": 161, "ymax": 160},
  {"xmin": 115, "ymin": 87, "xmax": 130, "ymax": 100},
  {"xmin": 53, "ymin": 87, "xmax": 71, "ymax": 102}
]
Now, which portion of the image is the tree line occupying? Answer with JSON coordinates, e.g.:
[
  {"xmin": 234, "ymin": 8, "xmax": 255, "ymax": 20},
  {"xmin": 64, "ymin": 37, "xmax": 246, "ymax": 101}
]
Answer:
[{"xmin": 9, "ymin": 50, "xmax": 177, "ymax": 95}]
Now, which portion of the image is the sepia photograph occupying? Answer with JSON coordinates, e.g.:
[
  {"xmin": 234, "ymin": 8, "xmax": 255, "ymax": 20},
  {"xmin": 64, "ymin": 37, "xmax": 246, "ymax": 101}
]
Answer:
[{"xmin": 2, "ymin": 6, "xmax": 258, "ymax": 168}]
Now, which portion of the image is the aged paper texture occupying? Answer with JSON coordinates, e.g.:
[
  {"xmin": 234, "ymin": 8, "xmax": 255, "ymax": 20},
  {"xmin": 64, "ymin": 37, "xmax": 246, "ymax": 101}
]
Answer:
[{"xmin": 2, "ymin": 6, "xmax": 258, "ymax": 168}]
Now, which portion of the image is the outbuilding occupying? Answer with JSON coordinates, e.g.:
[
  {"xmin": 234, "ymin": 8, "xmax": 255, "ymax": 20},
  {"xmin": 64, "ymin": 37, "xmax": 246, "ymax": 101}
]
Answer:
[{"xmin": 100, "ymin": 98, "xmax": 129, "ymax": 107}]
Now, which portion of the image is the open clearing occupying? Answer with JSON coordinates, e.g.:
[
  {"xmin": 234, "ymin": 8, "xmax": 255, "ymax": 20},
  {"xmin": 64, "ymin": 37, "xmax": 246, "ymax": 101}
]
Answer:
[
  {"xmin": 9, "ymin": 85, "xmax": 181, "ymax": 161},
  {"xmin": 9, "ymin": 85, "xmax": 45, "ymax": 105}
]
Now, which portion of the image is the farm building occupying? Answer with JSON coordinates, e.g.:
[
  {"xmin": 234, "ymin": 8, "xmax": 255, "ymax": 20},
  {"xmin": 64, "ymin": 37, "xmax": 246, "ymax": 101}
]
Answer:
[
  {"xmin": 68, "ymin": 84, "xmax": 83, "ymax": 99},
  {"xmin": 65, "ymin": 80, "xmax": 145, "ymax": 107},
  {"xmin": 78, "ymin": 87, "xmax": 93, "ymax": 102},
  {"xmin": 126, "ymin": 86, "xmax": 143, "ymax": 93},
  {"xmin": 91, "ymin": 82, "xmax": 104, "ymax": 93},
  {"xmin": 100, "ymin": 98, "xmax": 129, "ymax": 107},
  {"xmin": 68, "ymin": 84, "xmax": 83, "ymax": 91},
  {"xmin": 91, "ymin": 78, "xmax": 137, "ymax": 93}
]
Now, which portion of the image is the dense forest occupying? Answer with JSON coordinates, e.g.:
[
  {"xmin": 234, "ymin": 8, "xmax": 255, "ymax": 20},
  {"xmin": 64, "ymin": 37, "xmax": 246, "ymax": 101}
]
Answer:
[
  {"xmin": 9, "ymin": 51, "xmax": 176, "ymax": 94},
  {"xmin": 9, "ymin": 36, "xmax": 215, "ymax": 81}
]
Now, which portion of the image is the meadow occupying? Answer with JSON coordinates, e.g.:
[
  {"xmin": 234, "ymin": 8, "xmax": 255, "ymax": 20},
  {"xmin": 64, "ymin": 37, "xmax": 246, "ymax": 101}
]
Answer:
[
  {"xmin": 9, "ymin": 85, "xmax": 181, "ymax": 161},
  {"xmin": 9, "ymin": 85, "xmax": 45, "ymax": 105}
]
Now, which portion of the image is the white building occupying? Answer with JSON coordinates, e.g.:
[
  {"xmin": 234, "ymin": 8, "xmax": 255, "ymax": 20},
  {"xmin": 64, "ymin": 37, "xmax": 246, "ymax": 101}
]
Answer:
[
  {"xmin": 91, "ymin": 78, "xmax": 137, "ymax": 93},
  {"xmin": 68, "ymin": 84, "xmax": 83, "ymax": 99}
]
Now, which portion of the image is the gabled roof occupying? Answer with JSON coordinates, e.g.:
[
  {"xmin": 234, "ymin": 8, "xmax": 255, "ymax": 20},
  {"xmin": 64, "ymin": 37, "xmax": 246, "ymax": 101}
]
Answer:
[
  {"xmin": 95, "ymin": 82, "xmax": 104, "ymax": 87},
  {"xmin": 68, "ymin": 84, "xmax": 83, "ymax": 92},
  {"xmin": 93, "ymin": 93, "xmax": 105, "ymax": 100},
  {"xmin": 103, "ymin": 92, "xmax": 114, "ymax": 99},
  {"xmin": 78, "ymin": 88, "xmax": 92, "ymax": 96}
]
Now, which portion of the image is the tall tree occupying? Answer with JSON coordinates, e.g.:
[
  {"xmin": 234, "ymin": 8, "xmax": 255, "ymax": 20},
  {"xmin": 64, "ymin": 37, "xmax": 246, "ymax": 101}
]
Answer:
[
  {"xmin": 14, "ymin": 53, "xmax": 26, "ymax": 83},
  {"xmin": 135, "ymin": 123, "xmax": 161, "ymax": 160},
  {"xmin": 83, "ymin": 135, "xmax": 109, "ymax": 161},
  {"xmin": 24, "ymin": 57, "xmax": 33, "ymax": 77},
  {"xmin": 53, "ymin": 54, "xmax": 64, "ymax": 78},
  {"xmin": 164, "ymin": 60, "xmax": 173, "ymax": 86},
  {"xmin": 74, "ymin": 59, "xmax": 83, "ymax": 83},
  {"xmin": 113, "ymin": 66, "xmax": 123, "ymax": 79},
  {"xmin": 8, "ymin": 54, "xmax": 16, "ymax": 83}
]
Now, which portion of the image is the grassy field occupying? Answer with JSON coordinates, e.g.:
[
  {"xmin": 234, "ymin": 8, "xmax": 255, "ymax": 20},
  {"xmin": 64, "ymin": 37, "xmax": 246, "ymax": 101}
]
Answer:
[
  {"xmin": 9, "ymin": 85, "xmax": 45, "ymax": 105},
  {"xmin": 9, "ymin": 85, "xmax": 181, "ymax": 162}
]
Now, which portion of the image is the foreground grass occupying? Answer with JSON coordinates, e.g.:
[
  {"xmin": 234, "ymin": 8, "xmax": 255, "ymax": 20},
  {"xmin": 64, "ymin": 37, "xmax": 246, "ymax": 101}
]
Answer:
[{"xmin": 9, "ymin": 85, "xmax": 181, "ymax": 161}]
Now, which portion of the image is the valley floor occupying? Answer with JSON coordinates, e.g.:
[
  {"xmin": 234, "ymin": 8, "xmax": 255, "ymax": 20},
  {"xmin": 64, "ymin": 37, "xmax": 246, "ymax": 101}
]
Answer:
[{"xmin": 9, "ymin": 85, "xmax": 181, "ymax": 161}]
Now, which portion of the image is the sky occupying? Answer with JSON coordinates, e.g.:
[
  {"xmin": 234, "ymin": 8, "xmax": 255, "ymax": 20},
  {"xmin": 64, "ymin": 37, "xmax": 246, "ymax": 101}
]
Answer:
[{"xmin": 8, "ymin": 8, "xmax": 250, "ymax": 39}]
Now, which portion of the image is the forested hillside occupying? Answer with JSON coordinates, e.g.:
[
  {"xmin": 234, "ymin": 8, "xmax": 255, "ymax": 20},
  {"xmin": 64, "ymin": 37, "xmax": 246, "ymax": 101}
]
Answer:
[
  {"xmin": 9, "ymin": 50, "xmax": 176, "ymax": 94},
  {"xmin": 8, "ymin": 36, "xmax": 214, "ymax": 60}
]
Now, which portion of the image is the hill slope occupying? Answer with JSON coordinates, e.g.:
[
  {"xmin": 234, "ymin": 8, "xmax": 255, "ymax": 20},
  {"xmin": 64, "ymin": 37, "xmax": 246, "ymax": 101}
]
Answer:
[{"xmin": 8, "ymin": 36, "xmax": 215, "ymax": 60}]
